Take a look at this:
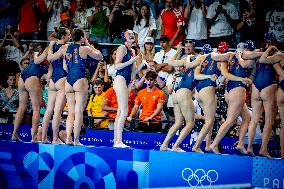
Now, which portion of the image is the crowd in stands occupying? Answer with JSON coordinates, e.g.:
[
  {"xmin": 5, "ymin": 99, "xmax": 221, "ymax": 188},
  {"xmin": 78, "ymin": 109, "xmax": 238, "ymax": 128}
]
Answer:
[{"xmin": 0, "ymin": 0, "xmax": 283, "ymax": 139}]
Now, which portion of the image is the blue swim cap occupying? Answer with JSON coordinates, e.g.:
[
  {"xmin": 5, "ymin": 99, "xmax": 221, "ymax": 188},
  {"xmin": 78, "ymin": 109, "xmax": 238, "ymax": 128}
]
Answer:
[
  {"xmin": 264, "ymin": 32, "xmax": 277, "ymax": 44},
  {"xmin": 201, "ymin": 44, "xmax": 212, "ymax": 54},
  {"xmin": 244, "ymin": 40, "xmax": 255, "ymax": 51}
]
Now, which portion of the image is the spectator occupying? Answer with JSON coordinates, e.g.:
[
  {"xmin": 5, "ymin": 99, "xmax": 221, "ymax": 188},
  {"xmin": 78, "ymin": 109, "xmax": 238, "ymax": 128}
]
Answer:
[
  {"xmin": 133, "ymin": 3, "xmax": 157, "ymax": 47},
  {"xmin": 86, "ymin": 79, "xmax": 109, "ymax": 129},
  {"xmin": 45, "ymin": 0, "xmax": 70, "ymax": 37},
  {"xmin": 206, "ymin": 0, "xmax": 239, "ymax": 47},
  {"xmin": 127, "ymin": 71, "xmax": 165, "ymax": 132},
  {"xmin": 184, "ymin": 0, "xmax": 207, "ymax": 47},
  {"xmin": 166, "ymin": 66, "xmax": 183, "ymax": 123},
  {"xmin": 48, "ymin": 13, "xmax": 74, "ymax": 41},
  {"xmin": 107, "ymin": 47, "xmax": 117, "ymax": 78},
  {"xmin": 91, "ymin": 60, "xmax": 112, "ymax": 91},
  {"xmin": 159, "ymin": 0, "xmax": 183, "ymax": 46},
  {"xmin": 109, "ymin": 0, "xmax": 135, "ymax": 43},
  {"xmin": 141, "ymin": 37, "xmax": 155, "ymax": 61},
  {"xmin": 237, "ymin": 0, "xmax": 262, "ymax": 47},
  {"xmin": 102, "ymin": 87, "xmax": 136, "ymax": 130},
  {"xmin": 87, "ymin": 0, "xmax": 111, "ymax": 59},
  {"xmin": 180, "ymin": 39, "xmax": 197, "ymax": 59},
  {"xmin": 0, "ymin": 73, "xmax": 19, "ymax": 114},
  {"xmin": 135, "ymin": 60, "xmax": 166, "ymax": 90},
  {"xmin": 73, "ymin": 0, "xmax": 89, "ymax": 30},
  {"xmin": 153, "ymin": 35, "xmax": 176, "ymax": 81},
  {"xmin": 0, "ymin": 25, "xmax": 27, "ymax": 66},
  {"xmin": 0, "ymin": 0, "xmax": 19, "ymax": 35},
  {"xmin": 18, "ymin": 0, "xmax": 48, "ymax": 40},
  {"xmin": 266, "ymin": 0, "xmax": 284, "ymax": 50}
]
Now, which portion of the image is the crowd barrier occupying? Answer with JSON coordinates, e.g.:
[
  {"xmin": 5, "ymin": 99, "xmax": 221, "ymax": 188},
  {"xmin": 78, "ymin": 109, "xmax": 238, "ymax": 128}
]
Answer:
[{"xmin": 0, "ymin": 137, "xmax": 283, "ymax": 188}]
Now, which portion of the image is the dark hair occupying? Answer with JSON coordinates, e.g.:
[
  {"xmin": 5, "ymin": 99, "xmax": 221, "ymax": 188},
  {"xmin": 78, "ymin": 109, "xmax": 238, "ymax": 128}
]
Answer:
[
  {"xmin": 20, "ymin": 57, "xmax": 30, "ymax": 65},
  {"xmin": 145, "ymin": 70, "xmax": 158, "ymax": 80},
  {"xmin": 94, "ymin": 79, "xmax": 104, "ymax": 86},
  {"xmin": 136, "ymin": 3, "xmax": 150, "ymax": 27},
  {"xmin": 72, "ymin": 29, "xmax": 84, "ymax": 42},
  {"xmin": 56, "ymin": 28, "xmax": 69, "ymax": 40},
  {"xmin": 109, "ymin": 47, "xmax": 118, "ymax": 64}
]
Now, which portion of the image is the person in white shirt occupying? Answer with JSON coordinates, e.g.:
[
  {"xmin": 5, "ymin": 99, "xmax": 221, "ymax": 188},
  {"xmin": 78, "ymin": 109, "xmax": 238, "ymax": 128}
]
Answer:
[
  {"xmin": 133, "ymin": 3, "xmax": 157, "ymax": 47},
  {"xmin": 73, "ymin": 0, "xmax": 89, "ymax": 30},
  {"xmin": 206, "ymin": 0, "xmax": 239, "ymax": 47},
  {"xmin": 153, "ymin": 35, "xmax": 176, "ymax": 82},
  {"xmin": 184, "ymin": 0, "xmax": 207, "ymax": 47}
]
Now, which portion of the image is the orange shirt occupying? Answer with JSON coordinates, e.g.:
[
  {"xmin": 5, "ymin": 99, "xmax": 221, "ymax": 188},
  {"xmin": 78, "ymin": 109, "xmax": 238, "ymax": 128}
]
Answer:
[
  {"xmin": 103, "ymin": 88, "xmax": 136, "ymax": 119},
  {"xmin": 135, "ymin": 88, "xmax": 165, "ymax": 120}
]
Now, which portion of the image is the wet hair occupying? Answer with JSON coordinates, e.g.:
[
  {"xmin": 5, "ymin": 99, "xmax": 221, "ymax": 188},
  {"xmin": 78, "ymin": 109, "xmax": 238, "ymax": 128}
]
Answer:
[
  {"xmin": 20, "ymin": 57, "xmax": 30, "ymax": 65},
  {"xmin": 72, "ymin": 29, "xmax": 84, "ymax": 42},
  {"xmin": 145, "ymin": 70, "xmax": 158, "ymax": 80},
  {"xmin": 93, "ymin": 79, "xmax": 104, "ymax": 86},
  {"xmin": 56, "ymin": 28, "xmax": 69, "ymax": 40}
]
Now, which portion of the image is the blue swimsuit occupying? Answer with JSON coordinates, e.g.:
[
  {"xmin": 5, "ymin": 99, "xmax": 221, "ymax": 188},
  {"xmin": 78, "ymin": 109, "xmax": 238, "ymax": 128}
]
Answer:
[
  {"xmin": 65, "ymin": 44, "xmax": 87, "ymax": 86},
  {"xmin": 175, "ymin": 56, "xmax": 197, "ymax": 92},
  {"xmin": 21, "ymin": 60, "xmax": 48, "ymax": 82},
  {"xmin": 115, "ymin": 45, "xmax": 133, "ymax": 86},
  {"xmin": 196, "ymin": 54, "xmax": 221, "ymax": 92},
  {"xmin": 226, "ymin": 55, "xmax": 253, "ymax": 92},
  {"xmin": 253, "ymin": 48, "xmax": 277, "ymax": 91},
  {"xmin": 51, "ymin": 44, "xmax": 67, "ymax": 83}
]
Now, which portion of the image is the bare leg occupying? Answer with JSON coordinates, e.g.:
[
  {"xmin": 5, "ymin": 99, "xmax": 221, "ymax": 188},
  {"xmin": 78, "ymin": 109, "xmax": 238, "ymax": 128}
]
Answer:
[
  {"xmin": 65, "ymin": 82, "xmax": 75, "ymax": 145},
  {"xmin": 172, "ymin": 89, "xmax": 195, "ymax": 152},
  {"xmin": 73, "ymin": 79, "xmax": 88, "ymax": 146},
  {"xmin": 192, "ymin": 87, "xmax": 216, "ymax": 153},
  {"xmin": 259, "ymin": 85, "xmax": 277, "ymax": 157},
  {"xmin": 113, "ymin": 76, "xmax": 129, "ymax": 148},
  {"xmin": 160, "ymin": 100, "xmax": 184, "ymax": 151},
  {"xmin": 26, "ymin": 77, "xmax": 42, "ymax": 142},
  {"xmin": 236, "ymin": 104, "xmax": 251, "ymax": 154},
  {"xmin": 41, "ymin": 81, "xmax": 56, "ymax": 143},
  {"xmin": 210, "ymin": 87, "xmax": 246, "ymax": 154},
  {"xmin": 278, "ymin": 88, "xmax": 284, "ymax": 158},
  {"xmin": 52, "ymin": 85, "xmax": 66, "ymax": 144},
  {"xmin": 12, "ymin": 78, "xmax": 28, "ymax": 141}
]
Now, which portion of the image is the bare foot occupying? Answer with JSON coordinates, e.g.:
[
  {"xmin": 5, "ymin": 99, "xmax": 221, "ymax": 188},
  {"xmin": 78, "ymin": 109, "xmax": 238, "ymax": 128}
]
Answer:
[
  {"xmin": 11, "ymin": 134, "xmax": 22, "ymax": 142},
  {"xmin": 65, "ymin": 138, "xmax": 74, "ymax": 145},
  {"xmin": 235, "ymin": 145, "xmax": 248, "ymax": 155},
  {"xmin": 113, "ymin": 143, "xmax": 130, "ymax": 148},
  {"xmin": 246, "ymin": 148, "xmax": 255, "ymax": 157},
  {"xmin": 52, "ymin": 139, "xmax": 64, "ymax": 145},
  {"xmin": 209, "ymin": 145, "xmax": 221, "ymax": 154},
  {"xmin": 73, "ymin": 141, "xmax": 83, "ymax": 146},
  {"xmin": 160, "ymin": 145, "xmax": 169, "ymax": 151},
  {"xmin": 42, "ymin": 138, "xmax": 51, "ymax": 144},
  {"xmin": 205, "ymin": 146, "xmax": 211, "ymax": 152},
  {"xmin": 171, "ymin": 147, "xmax": 186, "ymax": 152},
  {"xmin": 259, "ymin": 149, "xmax": 271, "ymax": 158},
  {"xmin": 192, "ymin": 146, "xmax": 204, "ymax": 153}
]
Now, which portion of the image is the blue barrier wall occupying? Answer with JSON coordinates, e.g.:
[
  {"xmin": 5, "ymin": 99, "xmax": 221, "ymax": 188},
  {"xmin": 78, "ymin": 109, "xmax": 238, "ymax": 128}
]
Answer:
[{"xmin": 0, "ymin": 140, "xmax": 283, "ymax": 188}]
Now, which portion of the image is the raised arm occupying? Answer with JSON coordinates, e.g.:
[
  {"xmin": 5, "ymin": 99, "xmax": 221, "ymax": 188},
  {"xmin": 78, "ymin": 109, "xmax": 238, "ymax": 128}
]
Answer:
[
  {"xmin": 259, "ymin": 46, "xmax": 280, "ymax": 64},
  {"xmin": 47, "ymin": 41, "xmax": 65, "ymax": 62},
  {"xmin": 84, "ymin": 38, "xmax": 103, "ymax": 60},
  {"xmin": 114, "ymin": 45, "xmax": 138, "ymax": 70},
  {"xmin": 211, "ymin": 51, "xmax": 234, "ymax": 62},
  {"xmin": 236, "ymin": 53, "xmax": 255, "ymax": 68},
  {"xmin": 242, "ymin": 50, "xmax": 263, "ymax": 60},
  {"xmin": 34, "ymin": 47, "xmax": 49, "ymax": 64},
  {"xmin": 184, "ymin": 55, "xmax": 206, "ymax": 69}
]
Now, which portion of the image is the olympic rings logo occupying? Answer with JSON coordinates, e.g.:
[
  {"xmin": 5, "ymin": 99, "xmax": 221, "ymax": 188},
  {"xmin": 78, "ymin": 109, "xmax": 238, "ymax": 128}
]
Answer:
[{"xmin": 182, "ymin": 168, "xmax": 219, "ymax": 187}]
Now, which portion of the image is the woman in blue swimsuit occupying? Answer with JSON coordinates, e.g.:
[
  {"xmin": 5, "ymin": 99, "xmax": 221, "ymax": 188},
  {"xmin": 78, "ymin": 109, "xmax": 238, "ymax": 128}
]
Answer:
[
  {"xmin": 48, "ymin": 29, "xmax": 103, "ymax": 146},
  {"xmin": 41, "ymin": 28, "xmax": 71, "ymax": 144},
  {"xmin": 210, "ymin": 42, "xmax": 253, "ymax": 154},
  {"xmin": 12, "ymin": 44, "xmax": 49, "ymax": 142},
  {"xmin": 258, "ymin": 47, "xmax": 284, "ymax": 158},
  {"xmin": 160, "ymin": 43, "xmax": 199, "ymax": 152},
  {"xmin": 245, "ymin": 33, "xmax": 278, "ymax": 157},
  {"xmin": 113, "ymin": 29, "xmax": 143, "ymax": 148}
]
